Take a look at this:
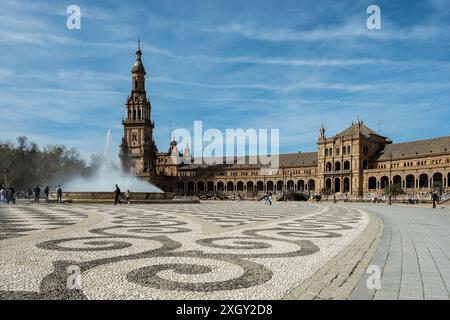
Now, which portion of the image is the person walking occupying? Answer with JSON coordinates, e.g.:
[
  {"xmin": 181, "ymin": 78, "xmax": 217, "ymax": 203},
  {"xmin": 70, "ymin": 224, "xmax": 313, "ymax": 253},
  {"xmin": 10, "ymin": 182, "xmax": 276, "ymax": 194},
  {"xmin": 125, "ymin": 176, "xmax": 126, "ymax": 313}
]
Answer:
[
  {"xmin": 7, "ymin": 186, "xmax": 16, "ymax": 204},
  {"xmin": 27, "ymin": 188, "xmax": 33, "ymax": 204},
  {"xmin": 431, "ymin": 192, "xmax": 439, "ymax": 209},
  {"xmin": 56, "ymin": 185, "xmax": 63, "ymax": 204},
  {"xmin": 114, "ymin": 184, "xmax": 122, "ymax": 205},
  {"xmin": 0, "ymin": 186, "xmax": 4, "ymax": 203},
  {"xmin": 44, "ymin": 186, "xmax": 50, "ymax": 203},
  {"xmin": 125, "ymin": 189, "xmax": 130, "ymax": 205},
  {"xmin": 33, "ymin": 185, "xmax": 41, "ymax": 203},
  {"xmin": 268, "ymin": 192, "xmax": 272, "ymax": 205}
]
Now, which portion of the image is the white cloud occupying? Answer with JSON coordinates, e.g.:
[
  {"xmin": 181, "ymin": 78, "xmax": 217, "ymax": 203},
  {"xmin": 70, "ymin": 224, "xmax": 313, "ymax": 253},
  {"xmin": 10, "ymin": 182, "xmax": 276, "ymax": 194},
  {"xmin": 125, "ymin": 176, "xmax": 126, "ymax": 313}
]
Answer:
[
  {"xmin": 201, "ymin": 21, "xmax": 450, "ymax": 42},
  {"xmin": 189, "ymin": 55, "xmax": 450, "ymax": 68}
]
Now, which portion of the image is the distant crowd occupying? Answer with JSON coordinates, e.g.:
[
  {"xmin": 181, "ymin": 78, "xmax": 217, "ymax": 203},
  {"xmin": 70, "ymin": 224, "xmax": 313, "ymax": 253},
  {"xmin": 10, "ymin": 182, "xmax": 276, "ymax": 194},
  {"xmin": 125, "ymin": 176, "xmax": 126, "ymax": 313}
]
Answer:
[{"xmin": 0, "ymin": 184, "xmax": 63, "ymax": 204}]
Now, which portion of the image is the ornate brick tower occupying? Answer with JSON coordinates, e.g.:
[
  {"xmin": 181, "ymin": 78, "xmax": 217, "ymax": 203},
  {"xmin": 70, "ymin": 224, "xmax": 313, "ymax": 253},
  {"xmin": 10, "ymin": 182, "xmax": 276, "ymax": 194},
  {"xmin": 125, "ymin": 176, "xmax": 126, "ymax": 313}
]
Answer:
[{"xmin": 119, "ymin": 41, "xmax": 157, "ymax": 176}]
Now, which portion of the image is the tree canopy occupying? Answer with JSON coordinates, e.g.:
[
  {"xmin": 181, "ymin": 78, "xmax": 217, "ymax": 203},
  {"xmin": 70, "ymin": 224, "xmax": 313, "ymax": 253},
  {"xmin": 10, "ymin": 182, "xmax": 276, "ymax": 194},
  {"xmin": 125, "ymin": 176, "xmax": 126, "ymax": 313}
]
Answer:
[{"xmin": 0, "ymin": 136, "xmax": 99, "ymax": 190}]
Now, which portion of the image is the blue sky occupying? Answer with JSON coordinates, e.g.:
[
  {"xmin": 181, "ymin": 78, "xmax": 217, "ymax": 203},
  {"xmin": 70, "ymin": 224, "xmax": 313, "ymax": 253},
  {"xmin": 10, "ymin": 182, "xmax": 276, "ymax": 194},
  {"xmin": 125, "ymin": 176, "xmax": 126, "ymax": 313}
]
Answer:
[{"xmin": 1, "ymin": 0, "xmax": 450, "ymax": 161}]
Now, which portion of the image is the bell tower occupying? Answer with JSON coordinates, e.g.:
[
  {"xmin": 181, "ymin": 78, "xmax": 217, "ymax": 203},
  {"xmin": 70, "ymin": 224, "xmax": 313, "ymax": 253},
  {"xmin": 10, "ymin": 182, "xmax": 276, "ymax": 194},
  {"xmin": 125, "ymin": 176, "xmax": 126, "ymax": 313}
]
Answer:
[{"xmin": 120, "ymin": 40, "xmax": 157, "ymax": 175}]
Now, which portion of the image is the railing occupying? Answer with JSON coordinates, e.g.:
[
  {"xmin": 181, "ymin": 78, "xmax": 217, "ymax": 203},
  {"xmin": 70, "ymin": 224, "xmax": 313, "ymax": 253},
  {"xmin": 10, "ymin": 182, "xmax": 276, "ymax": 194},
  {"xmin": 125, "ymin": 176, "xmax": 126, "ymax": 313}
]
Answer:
[
  {"xmin": 324, "ymin": 170, "xmax": 351, "ymax": 175},
  {"xmin": 440, "ymin": 193, "xmax": 450, "ymax": 203}
]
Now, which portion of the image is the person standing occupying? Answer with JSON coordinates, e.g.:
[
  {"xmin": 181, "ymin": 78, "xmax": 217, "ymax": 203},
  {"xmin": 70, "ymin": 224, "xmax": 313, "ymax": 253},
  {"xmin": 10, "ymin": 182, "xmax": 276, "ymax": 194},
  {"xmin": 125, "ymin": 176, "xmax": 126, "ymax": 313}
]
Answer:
[
  {"xmin": 125, "ymin": 189, "xmax": 130, "ymax": 205},
  {"xmin": 27, "ymin": 188, "xmax": 33, "ymax": 204},
  {"xmin": 56, "ymin": 185, "xmax": 63, "ymax": 204},
  {"xmin": 431, "ymin": 192, "xmax": 439, "ymax": 209},
  {"xmin": 34, "ymin": 185, "xmax": 41, "ymax": 203},
  {"xmin": 7, "ymin": 186, "xmax": 16, "ymax": 204},
  {"xmin": 114, "ymin": 184, "xmax": 122, "ymax": 205},
  {"xmin": 268, "ymin": 192, "xmax": 272, "ymax": 206},
  {"xmin": 44, "ymin": 186, "xmax": 50, "ymax": 203},
  {"xmin": 0, "ymin": 186, "xmax": 4, "ymax": 203}
]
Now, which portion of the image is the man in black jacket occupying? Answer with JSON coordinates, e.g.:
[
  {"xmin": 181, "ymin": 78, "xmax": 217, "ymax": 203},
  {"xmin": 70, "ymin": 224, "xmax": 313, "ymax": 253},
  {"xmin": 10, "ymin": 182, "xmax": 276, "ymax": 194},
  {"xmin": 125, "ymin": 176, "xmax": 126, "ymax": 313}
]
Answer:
[
  {"xmin": 44, "ymin": 186, "xmax": 49, "ymax": 203},
  {"xmin": 431, "ymin": 192, "xmax": 439, "ymax": 209},
  {"xmin": 56, "ymin": 185, "xmax": 63, "ymax": 204},
  {"xmin": 7, "ymin": 186, "xmax": 16, "ymax": 204},
  {"xmin": 114, "ymin": 184, "xmax": 122, "ymax": 205},
  {"xmin": 34, "ymin": 185, "xmax": 41, "ymax": 203}
]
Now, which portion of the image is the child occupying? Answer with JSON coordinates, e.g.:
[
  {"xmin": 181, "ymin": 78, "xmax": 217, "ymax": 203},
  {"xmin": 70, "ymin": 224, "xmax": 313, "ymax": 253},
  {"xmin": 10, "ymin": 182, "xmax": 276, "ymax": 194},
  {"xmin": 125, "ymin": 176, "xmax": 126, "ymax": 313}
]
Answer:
[{"xmin": 125, "ymin": 189, "xmax": 130, "ymax": 205}]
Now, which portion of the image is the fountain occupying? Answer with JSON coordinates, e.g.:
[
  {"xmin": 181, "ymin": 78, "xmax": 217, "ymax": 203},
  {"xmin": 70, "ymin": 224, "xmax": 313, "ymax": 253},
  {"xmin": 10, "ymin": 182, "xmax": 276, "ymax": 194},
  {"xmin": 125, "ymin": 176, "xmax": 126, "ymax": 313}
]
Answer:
[{"xmin": 49, "ymin": 130, "xmax": 196, "ymax": 204}]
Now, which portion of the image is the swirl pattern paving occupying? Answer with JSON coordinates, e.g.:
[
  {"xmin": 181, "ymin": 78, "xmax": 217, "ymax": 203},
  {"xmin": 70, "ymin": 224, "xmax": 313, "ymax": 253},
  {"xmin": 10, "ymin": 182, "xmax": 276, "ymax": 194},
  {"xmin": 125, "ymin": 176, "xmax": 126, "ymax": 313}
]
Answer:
[{"xmin": 0, "ymin": 202, "xmax": 368, "ymax": 299}]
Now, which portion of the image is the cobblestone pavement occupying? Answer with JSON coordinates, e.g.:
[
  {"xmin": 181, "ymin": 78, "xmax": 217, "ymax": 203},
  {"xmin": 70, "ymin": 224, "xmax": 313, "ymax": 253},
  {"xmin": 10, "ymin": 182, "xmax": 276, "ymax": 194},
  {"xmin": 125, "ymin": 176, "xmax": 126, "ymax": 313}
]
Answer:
[
  {"xmin": 0, "ymin": 205, "xmax": 88, "ymax": 240},
  {"xmin": 0, "ymin": 202, "xmax": 368, "ymax": 300},
  {"xmin": 351, "ymin": 204, "xmax": 450, "ymax": 300}
]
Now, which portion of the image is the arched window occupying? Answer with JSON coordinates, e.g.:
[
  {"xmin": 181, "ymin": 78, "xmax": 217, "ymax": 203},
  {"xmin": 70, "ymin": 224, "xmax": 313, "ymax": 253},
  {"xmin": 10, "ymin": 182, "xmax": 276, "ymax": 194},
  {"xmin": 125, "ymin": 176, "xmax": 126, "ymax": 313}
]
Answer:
[
  {"xmin": 308, "ymin": 179, "xmax": 315, "ymax": 192},
  {"xmin": 276, "ymin": 180, "xmax": 283, "ymax": 191},
  {"xmin": 334, "ymin": 178, "xmax": 341, "ymax": 193},
  {"xmin": 419, "ymin": 174, "xmax": 428, "ymax": 188},
  {"xmin": 393, "ymin": 175, "xmax": 402, "ymax": 186},
  {"xmin": 432, "ymin": 173, "xmax": 443, "ymax": 188},
  {"xmin": 380, "ymin": 176, "xmax": 389, "ymax": 189},
  {"xmin": 287, "ymin": 180, "xmax": 295, "ymax": 191},
  {"xmin": 325, "ymin": 178, "xmax": 332, "ymax": 192},
  {"xmin": 335, "ymin": 161, "xmax": 341, "ymax": 171},
  {"xmin": 405, "ymin": 175, "xmax": 415, "ymax": 188},
  {"xmin": 368, "ymin": 177, "xmax": 377, "ymax": 190},
  {"xmin": 344, "ymin": 161, "xmax": 350, "ymax": 170},
  {"xmin": 343, "ymin": 177, "xmax": 350, "ymax": 193},
  {"xmin": 256, "ymin": 181, "xmax": 264, "ymax": 191}
]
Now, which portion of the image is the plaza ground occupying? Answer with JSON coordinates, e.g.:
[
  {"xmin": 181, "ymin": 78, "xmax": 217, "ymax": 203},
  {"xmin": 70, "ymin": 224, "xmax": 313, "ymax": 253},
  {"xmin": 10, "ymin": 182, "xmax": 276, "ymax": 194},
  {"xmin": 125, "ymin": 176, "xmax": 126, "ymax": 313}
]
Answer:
[{"xmin": 0, "ymin": 201, "xmax": 448, "ymax": 300}]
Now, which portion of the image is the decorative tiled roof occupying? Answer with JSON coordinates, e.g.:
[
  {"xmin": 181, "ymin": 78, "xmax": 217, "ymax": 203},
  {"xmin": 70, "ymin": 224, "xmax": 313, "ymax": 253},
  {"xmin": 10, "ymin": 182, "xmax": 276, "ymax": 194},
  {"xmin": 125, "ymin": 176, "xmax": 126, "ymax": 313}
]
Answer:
[
  {"xmin": 377, "ymin": 136, "xmax": 450, "ymax": 160},
  {"xmin": 279, "ymin": 152, "xmax": 318, "ymax": 167},
  {"xmin": 179, "ymin": 152, "xmax": 318, "ymax": 170},
  {"xmin": 338, "ymin": 123, "xmax": 382, "ymax": 137}
]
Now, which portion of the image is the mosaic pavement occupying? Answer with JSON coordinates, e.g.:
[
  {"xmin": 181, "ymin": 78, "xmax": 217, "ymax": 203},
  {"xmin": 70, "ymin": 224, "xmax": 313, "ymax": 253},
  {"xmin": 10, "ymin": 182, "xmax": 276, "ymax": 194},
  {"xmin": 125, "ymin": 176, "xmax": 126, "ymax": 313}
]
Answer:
[{"xmin": 0, "ymin": 202, "xmax": 368, "ymax": 300}]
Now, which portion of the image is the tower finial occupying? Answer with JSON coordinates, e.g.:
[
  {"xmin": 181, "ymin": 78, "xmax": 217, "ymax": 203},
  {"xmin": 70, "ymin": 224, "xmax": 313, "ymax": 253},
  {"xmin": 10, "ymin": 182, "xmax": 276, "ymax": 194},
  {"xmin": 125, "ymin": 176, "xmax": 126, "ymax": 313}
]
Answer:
[{"xmin": 138, "ymin": 37, "xmax": 140, "ymax": 50}]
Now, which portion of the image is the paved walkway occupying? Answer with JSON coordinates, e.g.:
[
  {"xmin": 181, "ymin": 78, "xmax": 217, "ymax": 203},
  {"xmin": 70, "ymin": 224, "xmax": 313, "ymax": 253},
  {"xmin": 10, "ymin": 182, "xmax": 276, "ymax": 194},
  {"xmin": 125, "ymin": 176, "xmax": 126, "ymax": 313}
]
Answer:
[
  {"xmin": 351, "ymin": 204, "xmax": 450, "ymax": 300},
  {"xmin": 0, "ymin": 202, "xmax": 368, "ymax": 300}
]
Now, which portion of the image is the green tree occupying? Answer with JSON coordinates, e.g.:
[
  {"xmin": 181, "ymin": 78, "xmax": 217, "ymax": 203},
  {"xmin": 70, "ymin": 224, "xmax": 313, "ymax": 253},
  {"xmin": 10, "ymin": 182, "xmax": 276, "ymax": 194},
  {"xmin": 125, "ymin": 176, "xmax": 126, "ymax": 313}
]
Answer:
[
  {"xmin": 0, "ymin": 136, "xmax": 90, "ymax": 190},
  {"xmin": 385, "ymin": 184, "xmax": 404, "ymax": 202}
]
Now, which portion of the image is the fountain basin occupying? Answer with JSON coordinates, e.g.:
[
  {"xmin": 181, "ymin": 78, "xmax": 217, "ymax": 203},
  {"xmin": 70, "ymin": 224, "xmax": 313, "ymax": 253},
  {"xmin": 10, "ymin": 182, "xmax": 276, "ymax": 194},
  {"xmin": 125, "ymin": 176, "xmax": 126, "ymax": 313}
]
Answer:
[{"xmin": 48, "ymin": 192, "xmax": 199, "ymax": 204}]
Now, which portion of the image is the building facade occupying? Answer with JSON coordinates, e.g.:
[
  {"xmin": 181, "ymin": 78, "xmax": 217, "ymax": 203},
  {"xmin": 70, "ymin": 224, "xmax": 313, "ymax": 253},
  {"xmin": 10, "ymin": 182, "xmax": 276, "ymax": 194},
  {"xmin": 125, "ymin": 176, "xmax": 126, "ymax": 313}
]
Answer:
[{"xmin": 120, "ymin": 46, "xmax": 450, "ymax": 200}]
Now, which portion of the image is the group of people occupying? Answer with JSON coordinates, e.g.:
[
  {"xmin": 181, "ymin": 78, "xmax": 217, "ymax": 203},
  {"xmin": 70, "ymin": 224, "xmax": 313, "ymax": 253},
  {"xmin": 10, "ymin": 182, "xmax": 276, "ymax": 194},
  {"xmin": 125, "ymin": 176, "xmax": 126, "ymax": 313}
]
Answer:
[
  {"xmin": 263, "ymin": 192, "xmax": 273, "ymax": 205},
  {"xmin": 0, "ymin": 186, "xmax": 16, "ymax": 204},
  {"xmin": 114, "ymin": 184, "xmax": 130, "ymax": 205},
  {"xmin": 0, "ymin": 184, "xmax": 63, "ymax": 204}
]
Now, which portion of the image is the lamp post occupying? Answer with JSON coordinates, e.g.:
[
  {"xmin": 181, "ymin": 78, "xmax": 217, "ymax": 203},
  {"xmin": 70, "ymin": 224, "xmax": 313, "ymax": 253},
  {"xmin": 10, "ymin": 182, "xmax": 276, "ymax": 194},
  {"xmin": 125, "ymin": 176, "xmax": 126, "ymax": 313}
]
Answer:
[
  {"xmin": 388, "ymin": 153, "xmax": 393, "ymax": 205},
  {"xmin": 333, "ymin": 171, "xmax": 336, "ymax": 204},
  {"xmin": 307, "ymin": 169, "xmax": 311, "ymax": 198}
]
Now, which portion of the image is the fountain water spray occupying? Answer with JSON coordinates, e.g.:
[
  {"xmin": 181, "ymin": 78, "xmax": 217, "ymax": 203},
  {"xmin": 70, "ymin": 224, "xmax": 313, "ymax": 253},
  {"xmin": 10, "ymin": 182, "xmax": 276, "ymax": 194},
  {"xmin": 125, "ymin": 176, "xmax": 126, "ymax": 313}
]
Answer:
[{"xmin": 65, "ymin": 130, "xmax": 162, "ymax": 192}]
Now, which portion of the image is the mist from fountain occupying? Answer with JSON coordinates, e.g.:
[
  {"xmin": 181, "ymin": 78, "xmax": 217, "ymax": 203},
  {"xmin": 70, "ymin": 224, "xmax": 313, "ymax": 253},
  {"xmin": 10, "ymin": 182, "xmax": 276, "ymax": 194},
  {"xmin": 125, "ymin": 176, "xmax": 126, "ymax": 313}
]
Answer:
[{"xmin": 65, "ymin": 129, "xmax": 162, "ymax": 193}]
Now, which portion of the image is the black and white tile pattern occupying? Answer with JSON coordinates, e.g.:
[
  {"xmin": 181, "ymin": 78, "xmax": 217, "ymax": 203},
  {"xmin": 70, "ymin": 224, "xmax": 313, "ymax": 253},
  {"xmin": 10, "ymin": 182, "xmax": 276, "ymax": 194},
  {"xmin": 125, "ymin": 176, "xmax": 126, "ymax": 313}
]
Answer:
[{"xmin": 0, "ymin": 202, "xmax": 367, "ymax": 300}]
